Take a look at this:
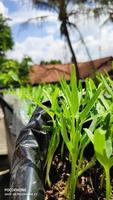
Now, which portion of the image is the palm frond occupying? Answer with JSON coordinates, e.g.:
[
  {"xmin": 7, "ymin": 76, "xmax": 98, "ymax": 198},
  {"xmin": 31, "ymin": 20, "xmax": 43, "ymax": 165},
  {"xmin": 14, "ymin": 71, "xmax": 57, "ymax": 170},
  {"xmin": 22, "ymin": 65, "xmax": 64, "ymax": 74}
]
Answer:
[
  {"xmin": 32, "ymin": 0, "xmax": 58, "ymax": 12},
  {"xmin": 68, "ymin": 21, "xmax": 95, "ymax": 67},
  {"xmin": 21, "ymin": 15, "xmax": 50, "ymax": 26},
  {"xmin": 68, "ymin": 10, "xmax": 80, "ymax": 17},
  {"xmin": 26, "ymin": 15, "xmax": 49, "ymax": 23},
  {"xmin": 100, "ymin": 17, "xmax": 110, "ymax": 27},
  {"xmin": 18, "ymin": 15, "xmax": 49, "ymax": 31}
]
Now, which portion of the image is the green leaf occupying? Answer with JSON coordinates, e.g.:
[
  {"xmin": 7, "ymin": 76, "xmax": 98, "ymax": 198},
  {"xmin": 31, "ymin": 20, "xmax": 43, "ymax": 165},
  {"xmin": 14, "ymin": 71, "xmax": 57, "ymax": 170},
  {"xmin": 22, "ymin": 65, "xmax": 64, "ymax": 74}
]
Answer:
[
  {"xmin": 60, "ymin": 76, "xmax": 71, "ymax": 107},
  {"xmin": 70, "ymin": 65, "xmax": 78, "ymax": 115},
  {"xmin": 96, "ymin": 152, "xmax": 107, "ymax": 167},
  {"xmin": 101, "ymin": 74, "xmax": 113, "ymax": 99},
  {"xmin": 94, "ymin": 128, "xmax": 106, "ymax": 156},
  {"xmin": 109, "ymin": 157, "xmax": 113, "ymax": 168},
  {"xmin": 10, "ymin": 72, "xmax": 19, "ymax": 82},
  {"xmin": 80, "ymin": 84, "xmax": 103, "ymax": 122},
  {"xmin": 89, "ymin": 117, "xmax": 98, "ymax": 132},
  {"xmin": 99, "ymin": 94, "xmax": 110, "ymax": 110},
  {"xmin": 86, "ymin": 78, "xmax": 96, "ymax": 98},
  {"xmin": 103, "ymin": 113, "xmax": 110, "ymax": 130},
  {"xmin": 60, "ymin": 115, "xmax": 72, "ymax": 154},
  {"xmin": 51, "ymin": 87, "xmax": 59, "ymax": 111},
  {"xmin": 80, "ymin": 133, "xmax": 90, "ymax": 149},
  {"xmin": 45, "ymin": 128, "xmax": 60, "ymax": 185},
  {"xmin": 84, "ymin": 128, "xmax": 94, "ymax": 144},
  {"xmin": 105, "ymin": 137, "xmax": 112, "ymax": 159}
]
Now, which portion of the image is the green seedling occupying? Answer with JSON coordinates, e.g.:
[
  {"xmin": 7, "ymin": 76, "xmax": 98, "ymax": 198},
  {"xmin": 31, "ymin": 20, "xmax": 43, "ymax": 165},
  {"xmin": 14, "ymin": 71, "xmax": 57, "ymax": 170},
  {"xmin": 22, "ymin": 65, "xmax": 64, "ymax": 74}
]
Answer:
[
  {"xmin": 3, "ymin": 84, "xmax": 61, "ymax": 119},
  {"xmin": 5, "ymin": 68, "xmax": 113, "ymax": 200},
  {"xmin": 85, "ymin": 114, "xmax": 113, "ymax": 200},
  {"xmin": 38, "ymin": 65, "xmax": 103, "ymax": 200}
]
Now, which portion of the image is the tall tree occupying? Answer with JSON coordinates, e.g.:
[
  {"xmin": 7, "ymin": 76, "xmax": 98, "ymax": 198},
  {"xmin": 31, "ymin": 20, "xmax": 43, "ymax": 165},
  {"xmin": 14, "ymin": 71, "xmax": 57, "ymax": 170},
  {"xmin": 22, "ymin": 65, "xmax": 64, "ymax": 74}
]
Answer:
[
  {"xmin": 30, "ymin": 0, "xmax": 81, "ymax": 79},
  {"xmin": 0, "ymin": 14, "xmax": 14, "ymax": 62}
]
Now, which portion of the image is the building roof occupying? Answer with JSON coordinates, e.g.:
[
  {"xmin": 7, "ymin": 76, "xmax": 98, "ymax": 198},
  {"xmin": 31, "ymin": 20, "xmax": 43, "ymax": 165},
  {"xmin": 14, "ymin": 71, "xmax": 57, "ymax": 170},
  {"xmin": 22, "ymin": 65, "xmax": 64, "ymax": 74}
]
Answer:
[
  {"xmin": 29, "ymin": 56, "xmax": 113, "ymax": 84},
  {"xmin": 29, "ymin": 64, "xmax": 72, "ymax": 84},
  {"xmin": 79, "ymin": 56, "xmax": 113, "ymax": 78}
]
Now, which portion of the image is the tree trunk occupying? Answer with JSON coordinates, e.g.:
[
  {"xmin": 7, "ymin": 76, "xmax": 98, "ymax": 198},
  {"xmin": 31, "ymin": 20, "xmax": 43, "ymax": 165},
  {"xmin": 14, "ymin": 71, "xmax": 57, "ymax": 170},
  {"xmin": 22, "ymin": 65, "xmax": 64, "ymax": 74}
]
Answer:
[{"xmin": 63, "ymin": 23, "xmax": 80, "ymax": 80}]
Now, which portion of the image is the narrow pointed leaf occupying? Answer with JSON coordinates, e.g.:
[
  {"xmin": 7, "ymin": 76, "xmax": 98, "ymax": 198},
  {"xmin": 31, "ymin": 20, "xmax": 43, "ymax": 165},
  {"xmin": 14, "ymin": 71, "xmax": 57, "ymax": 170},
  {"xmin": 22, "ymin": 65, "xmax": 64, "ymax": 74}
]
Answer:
[
  {"xmin": 80, "ymin": 84, "xmax": 103, "ymax": 122},
  {"xmin": 84, "ymin": 128, "xmax": 94, "ymax": 144},
  {"xmin": 70, "ymin": 65, "xmax": 78, "ymax": 115}
]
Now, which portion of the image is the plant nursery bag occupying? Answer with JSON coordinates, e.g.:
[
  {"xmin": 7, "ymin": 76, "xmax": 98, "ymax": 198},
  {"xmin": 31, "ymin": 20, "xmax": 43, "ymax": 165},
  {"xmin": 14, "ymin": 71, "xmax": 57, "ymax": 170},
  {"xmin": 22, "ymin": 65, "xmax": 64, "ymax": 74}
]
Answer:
[{"xmin": 10, "ymin": 101, "xmax": 51, "ymax": 200}]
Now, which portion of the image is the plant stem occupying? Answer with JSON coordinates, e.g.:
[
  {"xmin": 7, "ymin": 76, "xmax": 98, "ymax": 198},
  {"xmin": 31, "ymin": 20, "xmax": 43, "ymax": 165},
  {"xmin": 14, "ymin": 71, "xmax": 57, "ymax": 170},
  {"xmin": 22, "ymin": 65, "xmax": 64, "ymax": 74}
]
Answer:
[
  {"xmin": 100, "ymin": 171, "xmax": 105, "ymax": 190},
  {"xmin": 105, "ymin": 167, "xmax": 111, "ymax": 200},
  {"xmin": 68, "ymin": 156, "xmax": 77, "ymax": 200},
  {"xmin": 78, "ymin": 156, "xmax": 96, "ymax": 177}
]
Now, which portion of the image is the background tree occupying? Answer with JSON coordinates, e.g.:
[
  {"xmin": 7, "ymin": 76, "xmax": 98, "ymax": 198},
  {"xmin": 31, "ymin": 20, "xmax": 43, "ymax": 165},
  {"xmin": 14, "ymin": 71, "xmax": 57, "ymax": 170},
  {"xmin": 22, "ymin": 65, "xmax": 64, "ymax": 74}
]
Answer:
[
  {"xmin": 0, "ymin": 15, "xmax": 32, "ymax": 87},
  {"xmin": 0, "ymin": 14, "xmax": 14, "ymax": 63},
  {"xmin": 26, "ymin": 0, "xmax": 97, "ymax": 79},
  {"xmin": 40, "ymin": 59, "xmax": 62, "ymax": 65},
  {"xmin": 18, "ymin": 56, "xmax": 32, "ymax": 79},
  {"xmin": 26, "ymin": 0, "xmax": 81, "ymax": 79},
  {"xmin": 0, "ymin": 56, "xmax": 32, "ymax": 87},
  {"xmin": 0, "ymin": 59, "xmax": 20, "ymax": 87}
]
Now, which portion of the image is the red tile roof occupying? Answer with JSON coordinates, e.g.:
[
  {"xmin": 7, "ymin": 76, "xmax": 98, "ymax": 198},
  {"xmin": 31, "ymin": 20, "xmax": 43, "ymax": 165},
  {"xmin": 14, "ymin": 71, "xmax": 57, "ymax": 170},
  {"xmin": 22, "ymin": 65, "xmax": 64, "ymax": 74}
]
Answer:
[
  {"xmin": 79, "ymin": 56, "xmax": 113, "ymax": 78},
  {"xmin": 29, "ymin": 64, "xmax": 72, "ymax": 84},
  {"xmin": 29, "ymin": 56, "xmax": 113, "ymax": 84}
]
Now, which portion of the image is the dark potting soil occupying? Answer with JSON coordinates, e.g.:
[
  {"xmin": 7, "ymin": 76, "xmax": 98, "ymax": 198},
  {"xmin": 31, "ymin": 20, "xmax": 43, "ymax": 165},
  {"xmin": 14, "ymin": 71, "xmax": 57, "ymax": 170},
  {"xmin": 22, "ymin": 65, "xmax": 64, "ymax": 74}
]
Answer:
[{"xmin": 45, "ymin": 153, "xmax": 113, "ymax": 200}]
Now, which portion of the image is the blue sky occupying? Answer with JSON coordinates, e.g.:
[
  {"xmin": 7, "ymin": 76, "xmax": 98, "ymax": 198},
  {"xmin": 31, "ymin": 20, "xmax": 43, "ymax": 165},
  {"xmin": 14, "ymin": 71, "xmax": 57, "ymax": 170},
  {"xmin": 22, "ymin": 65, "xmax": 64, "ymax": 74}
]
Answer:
[{"xmin": 0, "ymin": 0, "xmax": 113, "ymax": 63}]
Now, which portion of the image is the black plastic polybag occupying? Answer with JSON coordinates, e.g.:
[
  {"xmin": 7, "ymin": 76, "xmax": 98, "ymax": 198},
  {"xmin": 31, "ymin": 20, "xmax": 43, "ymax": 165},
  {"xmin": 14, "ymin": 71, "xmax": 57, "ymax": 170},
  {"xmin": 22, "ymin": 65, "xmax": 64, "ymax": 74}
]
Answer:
[{"xmin": 10, "ymin": 101, "xmax": 51, "ymax": 200}]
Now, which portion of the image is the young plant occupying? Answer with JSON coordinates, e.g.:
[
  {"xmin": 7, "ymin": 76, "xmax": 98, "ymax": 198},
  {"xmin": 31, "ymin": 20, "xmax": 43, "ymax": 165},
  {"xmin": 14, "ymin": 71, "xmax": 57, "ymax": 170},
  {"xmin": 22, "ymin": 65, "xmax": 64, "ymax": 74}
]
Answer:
[
  {"xmin": 59, "ymin": 66, "xmax": 103, "ymax": 199},
  {"xmin": 38, "ymin": 65, "xmax": 103, "ymax": 200},
  {"xmin": 85, "ymin": 113, "xmax": 113, "ymax": 200},
  {"xmin": 3, "ymin": 84, "xmax": 60, "ymax": 120}
]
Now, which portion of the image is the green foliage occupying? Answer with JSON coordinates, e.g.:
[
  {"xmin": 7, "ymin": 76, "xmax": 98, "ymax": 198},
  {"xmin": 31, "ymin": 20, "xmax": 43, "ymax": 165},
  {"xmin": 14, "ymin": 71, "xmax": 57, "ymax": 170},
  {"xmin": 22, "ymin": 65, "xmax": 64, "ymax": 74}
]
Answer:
[
  {"xmin": 40, "ymin": 60, "xmax": 62, "ymax": 65},
  {"xmin": 4, "ymin": 84, "xmax": 60, "ymax": 118},
  {"xmin": 1, "ymin": 59, "xmax": 19, "ymax": 73},
  {"xmin": 85, "ymin": 125, "xmax": 113, "ymax": 200},
  {"xmin": 18, "ymin": 56, "xmax": 32, "ymax": 78},
  {"xmin": 0, "ymin": 56, "xmax": 32, "ymax": 87},
  {"xmin": 34, "ymin": 69, "xmax": 113, "ymax": 200},
  {"xmin": 36, "ymin": 65, "xmax": 103, "ymax": 199},
  {"xmin": 0, "ymin": 59, "xmax": 20, "ymax": 86},
  {"xmin": 0, "ymin": 14, "xmax": 32, "ymax": 88},
  {"xmin": 4, "ymin": 67, "xmax": 113, "ymax": 200},
  {"xmin": 84, "ymin": 73, "xmax": 113, "ymax": 200},
  {"xmin": 0, "ymin": 14, "xmax": 14, "ymax": 59}
]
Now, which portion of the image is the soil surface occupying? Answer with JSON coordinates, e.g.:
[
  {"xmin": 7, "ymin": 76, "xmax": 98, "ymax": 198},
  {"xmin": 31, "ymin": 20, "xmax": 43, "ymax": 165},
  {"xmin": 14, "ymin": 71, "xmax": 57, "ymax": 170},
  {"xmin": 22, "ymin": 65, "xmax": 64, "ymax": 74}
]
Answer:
[{"xmin": 45, "ymin": 153, "xmax": 113, "ymax": 200}]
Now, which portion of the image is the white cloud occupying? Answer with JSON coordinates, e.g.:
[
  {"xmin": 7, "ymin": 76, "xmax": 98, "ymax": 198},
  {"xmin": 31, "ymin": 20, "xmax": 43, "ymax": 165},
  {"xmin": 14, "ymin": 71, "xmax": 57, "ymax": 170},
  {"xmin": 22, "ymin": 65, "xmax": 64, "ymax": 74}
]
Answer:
[
  {"xmin": 6, "ymin": 35, "xmax": 70, "ymax": 63},
  {"xmin": 4, "ymin": 0, "xmax": 113, "ymax": 63},
  {"xmin": 0, "ymin": 1, "xmax": 8, "ymax": 16},
  {"xmin": 6, "ymin": 20, "xmax": 113, "ymax": 64},
  {"xmin": 45, "ymin": 21, "xmax": 60, "ymax": 34},
  {"xmin": 76, "ymin": 23, "xmax": 113, "ymax": 61}
]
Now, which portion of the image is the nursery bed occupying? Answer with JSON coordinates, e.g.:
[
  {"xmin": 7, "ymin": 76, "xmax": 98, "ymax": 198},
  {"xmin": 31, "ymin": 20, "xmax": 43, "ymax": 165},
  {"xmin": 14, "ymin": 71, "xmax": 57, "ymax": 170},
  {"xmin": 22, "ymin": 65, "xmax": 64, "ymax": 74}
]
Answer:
[
  {"xmin": 45, "ymin": 152, "xmax": 113, "ymax": 200},
  {"xmin": 2, "ymin": 71, "xmax": 113, "ymax": 200}
]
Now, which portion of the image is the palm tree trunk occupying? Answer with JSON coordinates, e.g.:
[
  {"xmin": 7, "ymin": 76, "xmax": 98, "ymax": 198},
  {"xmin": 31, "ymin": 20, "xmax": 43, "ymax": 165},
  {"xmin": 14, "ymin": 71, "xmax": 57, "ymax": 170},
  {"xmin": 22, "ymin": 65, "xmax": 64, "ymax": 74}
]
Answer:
[{"xmin": 63, "ymin": 23, "xmax": 80, "ymax": 80}]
